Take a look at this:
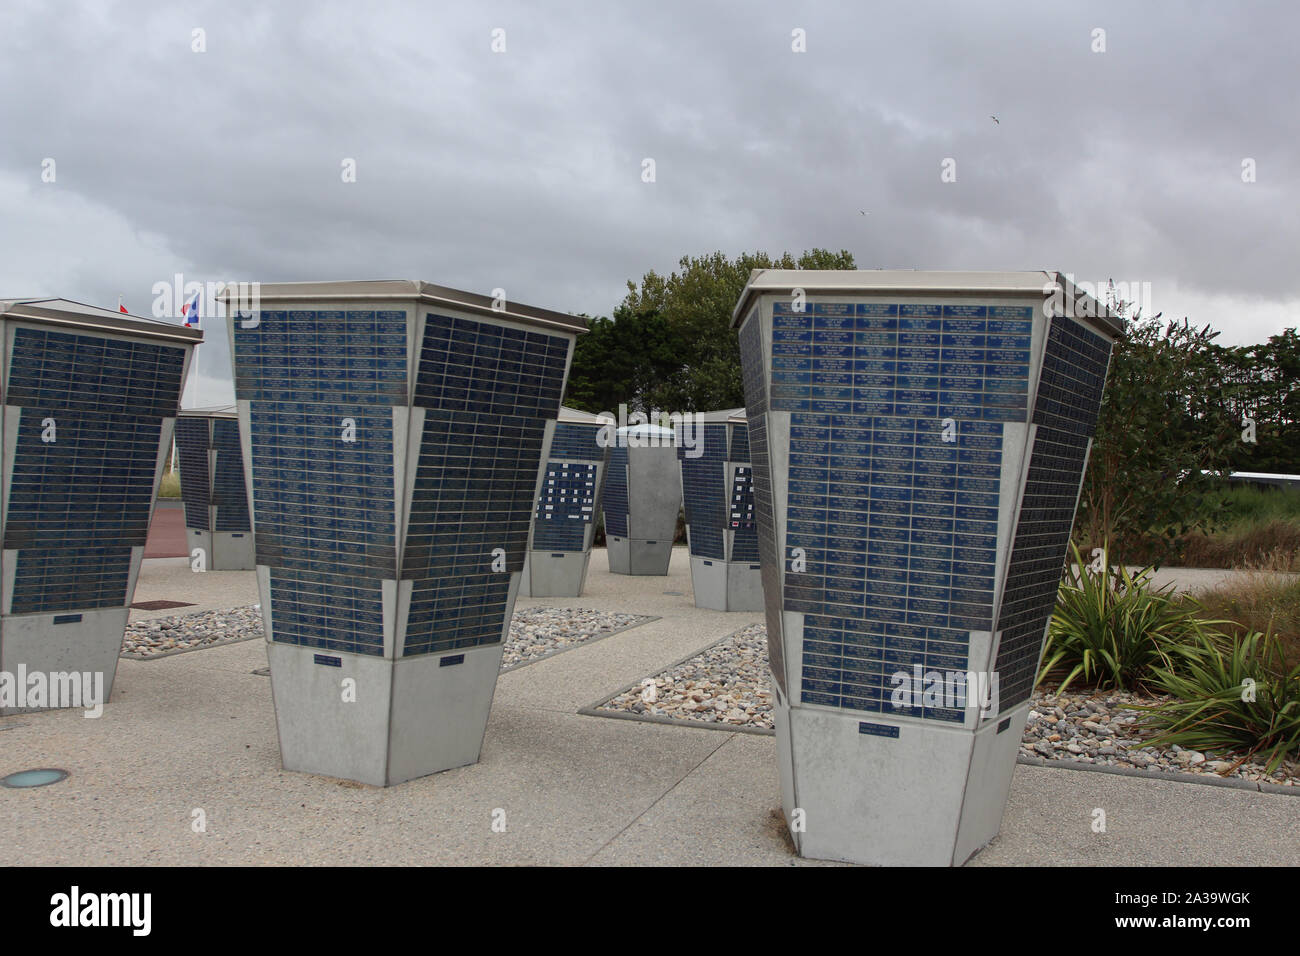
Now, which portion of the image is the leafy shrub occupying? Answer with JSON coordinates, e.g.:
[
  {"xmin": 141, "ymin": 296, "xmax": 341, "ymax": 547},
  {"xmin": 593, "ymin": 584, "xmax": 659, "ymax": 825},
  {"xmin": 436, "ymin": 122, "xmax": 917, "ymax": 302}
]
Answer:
[
  {"xmin": 1038, "ymin": 542, "xmax": 1215, "ymax": 693},
  {"xmin": 1139, "ymin": 629, "xmax": 1300, "ymax": 772}
]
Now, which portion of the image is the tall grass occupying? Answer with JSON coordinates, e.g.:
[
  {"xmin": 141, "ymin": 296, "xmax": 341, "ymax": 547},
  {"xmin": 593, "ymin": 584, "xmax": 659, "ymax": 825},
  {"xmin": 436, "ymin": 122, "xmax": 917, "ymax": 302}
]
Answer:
[
  {"xmin": 1208, "ymin": 484, "xmax": 1300, "ymax": 527},
  {"xmin": 1109, "ymin": 484, "xmax": 1300, "ymax": 569},
  {"xmin": 1190, "ymin": 567, "xmax": 1300, "ymax": 671},
  {"xmin": 158, "ymin": 471, "xmax": 181, "ymax": 498}
]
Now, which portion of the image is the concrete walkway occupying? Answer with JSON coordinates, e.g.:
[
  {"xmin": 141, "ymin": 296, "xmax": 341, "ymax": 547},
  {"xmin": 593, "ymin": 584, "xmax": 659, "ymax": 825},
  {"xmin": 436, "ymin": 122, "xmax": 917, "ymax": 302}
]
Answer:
[{"xmin": 2, "ymin": 550, "xmax": 1295, "ymax": 866}]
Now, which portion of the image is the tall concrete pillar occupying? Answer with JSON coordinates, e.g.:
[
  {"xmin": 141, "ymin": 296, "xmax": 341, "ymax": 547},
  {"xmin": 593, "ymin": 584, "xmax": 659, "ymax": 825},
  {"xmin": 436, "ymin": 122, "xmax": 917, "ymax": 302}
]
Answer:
[
  {"xmin": 520, "ymin": 406, "xmax": 610, "ymax": 598},
  {"xmin": 0, "ymin": 298, "xmax": 197, "ymax": 713},
  {"xmin": 679, "ymin": 408, "xmax": 763, "ymax": 611},
  {"xmin": 175, "ymin": 404, "xmax": 255, "ymax": 570},
  {"xmin": 733, "ymin": 271, "xmax": 1119, "ymax": 865},
  {"xmin": 603, "ymin": 424, "xmax": 681, "ymax": 575},
  {"xmin": 226, "ymin": 280, "xmax": 583, "ymax": 785}
]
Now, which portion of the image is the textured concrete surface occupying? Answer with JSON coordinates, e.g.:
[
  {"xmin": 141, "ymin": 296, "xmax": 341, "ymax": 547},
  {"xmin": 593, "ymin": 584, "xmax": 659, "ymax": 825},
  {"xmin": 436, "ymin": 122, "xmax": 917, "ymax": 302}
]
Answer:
[
  {"xmin": 2, "ymin": 547, "xmax": 1295, "ymax": 866},
  {"xmin": 128, "ymin": 557, "xmax": 260, "ymax": 622}
]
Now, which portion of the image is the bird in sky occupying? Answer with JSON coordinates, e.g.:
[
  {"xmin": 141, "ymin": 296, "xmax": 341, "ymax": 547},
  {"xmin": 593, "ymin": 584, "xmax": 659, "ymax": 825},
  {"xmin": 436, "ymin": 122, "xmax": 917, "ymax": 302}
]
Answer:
[{"xmin": 991, "ymin": 115, "xmax": 999, "ymax": 124}]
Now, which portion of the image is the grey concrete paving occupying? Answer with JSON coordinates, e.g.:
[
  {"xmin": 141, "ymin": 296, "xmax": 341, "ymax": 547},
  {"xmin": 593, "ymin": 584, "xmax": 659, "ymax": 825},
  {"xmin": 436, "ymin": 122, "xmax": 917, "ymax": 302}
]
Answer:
[
  {"xmin": 2, "ymin": 547, "xmax": 1295, "ymax": 866},
  {"xmin": 129, "ymin": 557, "xmax": 260, "ymax": 622}
]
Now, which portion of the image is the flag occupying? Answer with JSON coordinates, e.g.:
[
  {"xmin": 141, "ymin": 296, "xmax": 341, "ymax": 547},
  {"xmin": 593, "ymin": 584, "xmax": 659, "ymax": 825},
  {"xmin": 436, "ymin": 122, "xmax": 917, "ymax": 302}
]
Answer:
[
  {"xmin": 182, "ymin": 292, "xmax": 200, "ymax": 327},
  {"xmin": 119, "ymin": 303, "xmax": 128, "ymax": 314}
]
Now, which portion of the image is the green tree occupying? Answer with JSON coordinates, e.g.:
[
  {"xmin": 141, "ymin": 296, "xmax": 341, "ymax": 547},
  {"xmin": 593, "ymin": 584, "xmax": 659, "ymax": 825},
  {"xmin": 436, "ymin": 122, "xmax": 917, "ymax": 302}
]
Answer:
[
  {"xmin": 562, "ymin": 308, "xmax": 683, "ymax": 416},
  {"xmin": 563, "ymin": 248, "xmax": 856, "ymax": 414},
  {"xmin": 617, "ymin": 248, "xmax": 856, "ymax": 412},
  {"xmin": 1077, "ymin": 309, "xmax": 1239, "ymax": 561}
]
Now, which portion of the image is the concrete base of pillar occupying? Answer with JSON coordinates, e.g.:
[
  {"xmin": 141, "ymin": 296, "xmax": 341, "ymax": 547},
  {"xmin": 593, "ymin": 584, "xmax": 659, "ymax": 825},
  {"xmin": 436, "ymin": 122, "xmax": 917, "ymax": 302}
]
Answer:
[
  {"xmin": 774, "ymin": 695, "xmax": 1028, "ymax": 866},
  {"xmin": 606, "ymin": 535, "xmax": 672, "ymax": 575},
  {"xmin": 267, "ymin": 639, "xmax": 506, "ymax": 787},
  {"xmin": 688, "ymin": 555, "xmax": 764, "ymax": 611}
]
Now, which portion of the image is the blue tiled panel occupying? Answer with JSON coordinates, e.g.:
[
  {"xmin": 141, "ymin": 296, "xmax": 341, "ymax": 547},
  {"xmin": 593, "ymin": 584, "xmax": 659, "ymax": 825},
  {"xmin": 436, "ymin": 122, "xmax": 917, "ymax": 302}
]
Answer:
[
  {"xmin": 730, "ymin": 462, "xmax": 759, "ymax": 562},
  {"xmin": 533, "ymin": 461, "xmax": 598, "ymax": 551},
  {"xmin": 401, "ymin": 314, "xmax": 569, "ymax": 657},
  {"xmin": 248, "ymin": 403, "xmax": 396, "ymax": 578},
  {"xmin": 603, "ymin": 446, "xmax": 629, "ymax": 538},
  {"xmin": 245, "ymin": 402, "xmax": 395, "ymax": 656},
  {"xmin": 211, "ymin": 419, "xmax": 251, "ymax": 532},
  {"xmin": 232, "ymin": 310, "xmax": 408, "ymax": 406},
  {"xmin": 174, "ymin": 417, "xmax": 212, "ymax": 531},
  {"xmin": 400, "ymin": 411, "xmax": 549, "ymax": 656},
  {"xmin": 995, "ymin": 315, "xmax": 1113, "ymax": 710},
  {"xmin": 413, "ymin": 313, "xmax": 566, "ymax": 416},
  {"xmin": 7, "ymin": 327, "xmax": 185, "ymax": 416},
  {"xmin": 549, "ymin": 422, "xmax": 605, "ymax": 462},
  {"xmin": 530, "ymin": 420, "xmax": 604, "ymax": 554},
  {"xmin": 11, "ymin": 546, "xmax": 133, "ymax": 614},
  {"xmin": 3, "ymin": 326, "xmax": 184, "ymax": 614},
  {"xmin": 739, "ymin": 313, "xmax": 785, "ymax": 693},
  {"xmin": 729, "ymin": 424, "xmax": 750, "ymax": 463},
  {"xmin": 771, "ymin": 302, "xmax": 1031, "ymax": 724},
  {"xmin": 269, "ymin": 569, "xmax": 384, "ymax": 656},
  {"xmin": 399, "ymin": 413, "xmax": 542, "ymax": 576},
  {"xmin": 739, "ymin": 311, "xmax": 767, "ymax": 418},
  {"xmin": 5, "ymin": 413, "xmax": 162, "ymax": 546},
  {"xmin": 679, "ymin": 423, "xmax": 728, "ymax": 560},
  {"xmin": 233, "ymin": 309, "xmax": 408, "ymax": 657},
  {"xmin": 769, "ymin": 302, "xmax": 1031, "ymax": 423},
  {"xmin": 738, "ymin": 307, "xmax": 788, "ymax": 689}
]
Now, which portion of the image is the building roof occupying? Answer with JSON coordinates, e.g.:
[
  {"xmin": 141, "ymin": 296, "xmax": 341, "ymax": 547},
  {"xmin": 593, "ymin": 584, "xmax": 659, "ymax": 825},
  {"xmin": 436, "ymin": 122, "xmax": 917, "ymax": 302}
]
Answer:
[
  {"xmin": 730, "ymin": 269, "xmax": 1122, "ymax": 336},
  {"xmin": 178, "ymin": 403, "xmax": 238, "ymax": 418},
  {"xmin": 699, "ymin": 407, "xmax": 747, "ymax": 424},
  {"xmin": 0, "ymin": 297, "xmax": 203, "ymax": 344},
  {"xmin": 557, "ymin": 405, "xmax": 612, "ymax": 425},
  {"xmin": 216, "ymin": 279, "xmax": 586, "ymax": 334}
]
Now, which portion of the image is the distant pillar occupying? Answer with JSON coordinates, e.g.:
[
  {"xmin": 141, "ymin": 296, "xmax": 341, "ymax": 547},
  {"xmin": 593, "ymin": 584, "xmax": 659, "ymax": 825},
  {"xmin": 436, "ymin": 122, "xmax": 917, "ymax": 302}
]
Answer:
[
  {"xmin": 603, "ymin": 425, "xmax": 681, "ymax": 575},
  {"xmin": 521, "ymin": 408, "xmax": 610, "ymax": 598},
  {"xmin": 679, "ymin": 409, "xmax": 763, "ymax": 611},
  {"xmin": 175, "ymin": 406, "xmax": 254, "ymax": 571}
]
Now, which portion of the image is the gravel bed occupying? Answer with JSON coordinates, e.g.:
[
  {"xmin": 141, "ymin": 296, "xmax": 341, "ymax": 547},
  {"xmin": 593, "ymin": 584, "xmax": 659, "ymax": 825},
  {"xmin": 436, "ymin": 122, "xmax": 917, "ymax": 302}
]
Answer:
[
  {"xmin": 122, "ymin": 605, "xmax": 264, "ymax": 657},
  {"xmin": 500, "ymin": 607, "xmax": 653, "ymax": 669},
  {"xmin": 598, "ymin": 623, "xmax": 774, "ymax": 729},
  {"xmin": 1021, "ymin": 690, "xmax": 1297, "ymax": 786},
  {"xmin": 597, "ymin": 624, "xmax": 1299, "ymax": 786},
  {"xmin": 123, "ymin": 604, "xmax": 652, "ymax": 667}
]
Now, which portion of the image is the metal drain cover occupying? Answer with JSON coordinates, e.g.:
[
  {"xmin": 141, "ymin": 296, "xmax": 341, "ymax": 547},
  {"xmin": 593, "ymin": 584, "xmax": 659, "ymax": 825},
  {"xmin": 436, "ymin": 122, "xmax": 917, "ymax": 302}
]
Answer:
[{"xmin": 2, "ymin": 768, "xmax": 69, "ymax": 788}]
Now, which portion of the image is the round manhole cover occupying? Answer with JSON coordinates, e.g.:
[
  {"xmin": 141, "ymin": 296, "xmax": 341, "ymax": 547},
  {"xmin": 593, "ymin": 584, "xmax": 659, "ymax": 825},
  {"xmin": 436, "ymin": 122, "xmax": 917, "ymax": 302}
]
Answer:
[{"xmin": 2, "ymin": 768, "xmax": 69, "ymax": 789}]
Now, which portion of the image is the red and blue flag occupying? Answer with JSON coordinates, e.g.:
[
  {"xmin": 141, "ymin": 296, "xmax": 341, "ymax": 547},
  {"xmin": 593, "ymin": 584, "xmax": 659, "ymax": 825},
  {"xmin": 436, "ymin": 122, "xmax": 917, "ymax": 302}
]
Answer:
[{"xmin": 182, "ymin": 292, "xmax": 200, "ymax": 327}]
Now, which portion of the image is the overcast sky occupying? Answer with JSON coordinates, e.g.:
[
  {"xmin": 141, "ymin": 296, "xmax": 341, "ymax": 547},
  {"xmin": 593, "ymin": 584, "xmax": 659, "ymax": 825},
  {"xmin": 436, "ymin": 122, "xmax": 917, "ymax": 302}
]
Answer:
[{"xmin": 1, "ymin": 0, "xmax": 1295, "ymax": 406}]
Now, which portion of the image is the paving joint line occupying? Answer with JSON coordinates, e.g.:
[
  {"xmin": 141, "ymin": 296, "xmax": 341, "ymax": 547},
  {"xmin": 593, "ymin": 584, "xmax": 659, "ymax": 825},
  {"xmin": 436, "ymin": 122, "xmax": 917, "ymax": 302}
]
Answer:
[{"xmin": 580, "ymin": 731, "xmax": 736, "ymax": 865}]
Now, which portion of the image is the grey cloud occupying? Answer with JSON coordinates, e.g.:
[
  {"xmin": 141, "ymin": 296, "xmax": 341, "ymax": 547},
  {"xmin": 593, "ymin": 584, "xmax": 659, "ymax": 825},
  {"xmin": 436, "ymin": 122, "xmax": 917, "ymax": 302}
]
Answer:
[{"xmin": 0, "ymin": 0, "xmax": 1295, "ymax": 392}]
